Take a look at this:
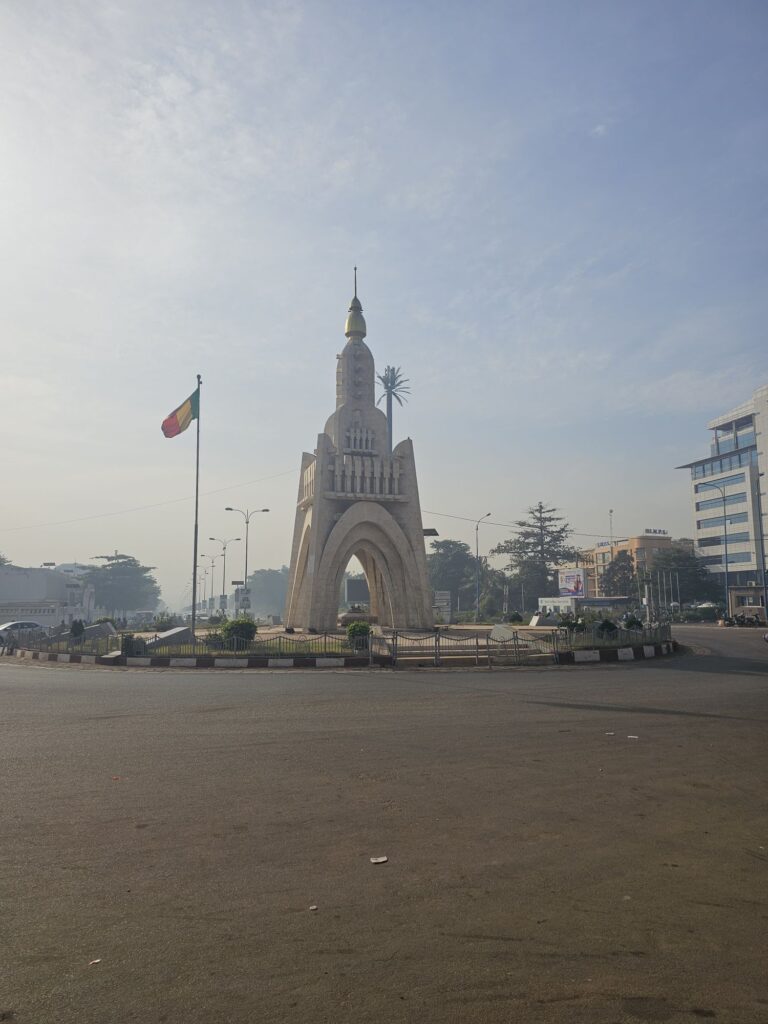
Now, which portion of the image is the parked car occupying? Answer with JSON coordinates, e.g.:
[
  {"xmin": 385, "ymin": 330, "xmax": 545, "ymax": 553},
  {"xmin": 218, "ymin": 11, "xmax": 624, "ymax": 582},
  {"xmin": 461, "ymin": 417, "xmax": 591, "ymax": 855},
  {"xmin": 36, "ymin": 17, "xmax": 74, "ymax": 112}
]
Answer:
[{"xmin": 0, "ymin": 620, "xmax": 45, "ymax": 642}]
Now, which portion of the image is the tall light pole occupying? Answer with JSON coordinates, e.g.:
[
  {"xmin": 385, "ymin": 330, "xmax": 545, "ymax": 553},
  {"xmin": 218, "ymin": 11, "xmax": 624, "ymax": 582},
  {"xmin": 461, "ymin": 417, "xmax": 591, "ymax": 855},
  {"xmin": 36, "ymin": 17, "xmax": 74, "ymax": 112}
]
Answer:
[
  {"xmin": 199, "ymin": 553, "xmax": 221, "ymax": 612},
  {"xmin": 475, "ymin": 512, "xmax": 492, "ymax": 623},
  {"xmin": 225, "ymin": 507, "xmax": 269, "ymax": 614},
  {"xmin": 698, "ymin": 482, "xmax": 729, "ymax": 615},
  {"xmin": 209, "ymin": 537, "xmax": 241, "ymax": 614}
]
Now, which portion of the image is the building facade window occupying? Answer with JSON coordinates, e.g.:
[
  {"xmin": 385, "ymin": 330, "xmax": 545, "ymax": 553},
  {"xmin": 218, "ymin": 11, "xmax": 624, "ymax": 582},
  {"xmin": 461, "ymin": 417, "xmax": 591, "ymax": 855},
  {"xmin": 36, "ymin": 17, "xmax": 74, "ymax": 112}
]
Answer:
[
  {"xmin": 697, "ymin": 532, "xmax": 750, "ymax": 547},
  {"xmin": 690, "ymin": 448, "xmax": 758, "ymax": 479},
  {"xmin": 698, "ymin": 551, "xmax": 753, "ymax": 566},
  {"xmin": 695, "ymin": 492, "xmax": 747, "ymax": 512},
  {"xmin": 694, "ymin": 472, "xmax": 746, "ymax": 493},
  {"xmin": 696, "ymin": 512, "xmax": 748, "ymax": 529}
]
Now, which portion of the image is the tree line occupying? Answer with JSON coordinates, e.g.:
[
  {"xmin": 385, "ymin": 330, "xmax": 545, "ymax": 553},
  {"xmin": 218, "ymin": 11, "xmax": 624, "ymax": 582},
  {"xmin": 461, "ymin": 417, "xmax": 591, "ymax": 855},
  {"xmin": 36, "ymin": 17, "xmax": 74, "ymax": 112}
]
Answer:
[{"xmin": 427, "ymin": 501, "xmax": 720, "ymax": 618}]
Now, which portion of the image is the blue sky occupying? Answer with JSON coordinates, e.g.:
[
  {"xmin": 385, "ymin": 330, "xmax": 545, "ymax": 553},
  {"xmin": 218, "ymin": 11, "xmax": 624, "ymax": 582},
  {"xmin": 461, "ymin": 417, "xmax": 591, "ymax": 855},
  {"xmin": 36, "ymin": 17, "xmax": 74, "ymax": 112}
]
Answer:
[{"xmin": 1, "ymin": 0, "xmax": 767, "ymax": 606}]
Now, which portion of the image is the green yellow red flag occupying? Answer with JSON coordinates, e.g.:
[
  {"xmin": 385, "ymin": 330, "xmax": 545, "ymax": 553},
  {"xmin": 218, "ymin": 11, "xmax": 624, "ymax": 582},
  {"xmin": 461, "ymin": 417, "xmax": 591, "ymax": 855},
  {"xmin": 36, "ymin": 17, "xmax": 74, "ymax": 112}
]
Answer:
[{"xmin": 161, "ymin": 389, "xmax": 199, "ymax": 438}]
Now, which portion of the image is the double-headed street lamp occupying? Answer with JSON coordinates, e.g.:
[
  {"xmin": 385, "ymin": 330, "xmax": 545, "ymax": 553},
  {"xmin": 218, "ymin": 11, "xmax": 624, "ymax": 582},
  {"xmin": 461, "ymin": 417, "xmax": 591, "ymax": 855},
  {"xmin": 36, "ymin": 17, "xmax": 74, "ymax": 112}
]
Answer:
[
  {"xmin": 208, "ymin": 537, "xmax": 241, "ymax": 613},
  {"xmin": 475, "ymin": 512, "xmax": 492, "ymax": 624},
  {"xmin": 225, "ymin": 507, "xmax": 269, "ymax": 612},
  {"xmin": 698, "ymin": 482, "xmax": 730, "ymax": 615}
]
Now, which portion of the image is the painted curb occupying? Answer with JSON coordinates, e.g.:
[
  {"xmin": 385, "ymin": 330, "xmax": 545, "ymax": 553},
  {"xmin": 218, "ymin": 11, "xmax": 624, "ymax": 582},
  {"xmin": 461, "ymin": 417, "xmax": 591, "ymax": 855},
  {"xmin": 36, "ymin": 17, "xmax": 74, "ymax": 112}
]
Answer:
[
  {"xmin": 13, "ymin": 649, "xmax": 379, "ymax": 669},
  {"xmin": 555, "ymin": 642, "xmax": 677, "ymax": 666},
  {"xmin": 12, "ymin": 643, "xmax": 677, "ymax": 669}
]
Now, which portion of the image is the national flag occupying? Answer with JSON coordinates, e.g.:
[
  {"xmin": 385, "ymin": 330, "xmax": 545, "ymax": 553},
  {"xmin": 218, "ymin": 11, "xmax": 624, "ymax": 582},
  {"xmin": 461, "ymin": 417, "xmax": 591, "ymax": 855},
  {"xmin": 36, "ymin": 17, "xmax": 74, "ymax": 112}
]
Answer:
[{"xmin": 161, "ymin": 389, "xmax": 199, "ymax": 438}]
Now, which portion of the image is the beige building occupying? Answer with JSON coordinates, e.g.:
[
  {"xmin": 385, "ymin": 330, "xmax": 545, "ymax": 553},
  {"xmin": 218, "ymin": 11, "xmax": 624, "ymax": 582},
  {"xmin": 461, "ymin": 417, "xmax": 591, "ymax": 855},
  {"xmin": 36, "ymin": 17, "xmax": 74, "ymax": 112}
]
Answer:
[{"xmin": 577, "ymin": 531, "xmax": 682, "ymax": 598}]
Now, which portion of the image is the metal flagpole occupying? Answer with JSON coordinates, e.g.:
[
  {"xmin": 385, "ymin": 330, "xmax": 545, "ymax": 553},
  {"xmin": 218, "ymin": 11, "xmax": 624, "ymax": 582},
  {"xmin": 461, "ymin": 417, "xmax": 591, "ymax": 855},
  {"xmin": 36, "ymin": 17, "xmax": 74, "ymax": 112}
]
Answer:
[{"xmin": 191, "ymin": 374, "xmax": 202, "ymax": 636}]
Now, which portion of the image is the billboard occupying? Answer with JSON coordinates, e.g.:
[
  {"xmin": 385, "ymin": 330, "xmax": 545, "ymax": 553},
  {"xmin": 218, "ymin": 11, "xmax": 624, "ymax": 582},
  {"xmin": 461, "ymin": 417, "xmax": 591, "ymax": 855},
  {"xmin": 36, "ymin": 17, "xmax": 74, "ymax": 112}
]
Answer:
[{"xmin": 559, "ymin": 568, "xmax": 585, "ymax": 597}]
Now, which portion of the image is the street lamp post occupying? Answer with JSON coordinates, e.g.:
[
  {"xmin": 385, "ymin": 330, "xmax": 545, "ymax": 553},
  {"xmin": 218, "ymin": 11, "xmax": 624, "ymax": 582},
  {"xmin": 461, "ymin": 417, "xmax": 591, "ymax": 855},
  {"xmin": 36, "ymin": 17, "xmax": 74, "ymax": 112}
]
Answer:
[
  {"xmin": 209, "ymin": 537, "xmax": 241, "ymax": 614},
  {"xmin": 225, "ymin": 507, "xmax": 270, "ymax": 614},
  {"xmin": 699, "ymin": 482, "xmax": 730, "ymax": 615},
  {"xmin": 200, "ymin": 554, "xmax": 221, "ymax": 612},
  {"xmin": 475, "ymin": 512, "xmax": 492, "ymax": 624}
]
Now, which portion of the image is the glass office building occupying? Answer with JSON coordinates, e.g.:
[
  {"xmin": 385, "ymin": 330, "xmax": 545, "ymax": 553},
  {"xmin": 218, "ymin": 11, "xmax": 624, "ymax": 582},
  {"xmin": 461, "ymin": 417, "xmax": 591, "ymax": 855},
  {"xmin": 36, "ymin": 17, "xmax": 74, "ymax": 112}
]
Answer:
[{"xmin": 678, "ymin": 384, "xmax": 768, "ymax": 611}]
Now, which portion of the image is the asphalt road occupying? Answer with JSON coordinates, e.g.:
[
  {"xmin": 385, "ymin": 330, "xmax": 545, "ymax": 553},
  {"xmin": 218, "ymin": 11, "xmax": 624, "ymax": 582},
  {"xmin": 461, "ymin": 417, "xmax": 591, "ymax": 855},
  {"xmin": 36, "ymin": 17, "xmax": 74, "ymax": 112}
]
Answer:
[{"xmin": 1, "ymin": 626, "xmax": 767, "ymax": 1024}]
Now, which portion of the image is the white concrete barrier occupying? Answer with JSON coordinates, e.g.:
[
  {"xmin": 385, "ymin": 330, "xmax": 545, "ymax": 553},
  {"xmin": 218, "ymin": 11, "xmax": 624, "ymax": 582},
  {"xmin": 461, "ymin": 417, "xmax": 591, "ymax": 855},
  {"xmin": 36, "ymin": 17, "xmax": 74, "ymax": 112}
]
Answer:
[
  {"xmin": 268, "ymin": 658, "xmax": 294, "ymax": 668},
  {"xmin": 214, "ymin": 658, "xmax": 248, "ymax": 668},
  {"xmin": 643, "ymin": 645, "xmax": 656, "ymax": 658},
  {"xmin": 315, "ymin": 658, "xmax": 346, "ymax": 668},
  {"xmin": 169, "ymin": 658, "xmax": 197, "ymax": 668},
  {"xmin": 126, "ymin": 657, "xmax": 152, "ymax": 666},
  {"xmin": 617, "ymin": 647, "xmax": 635, "ymax": 661},
  {"xmin": 574, "ymin": 650, "xmax": 601, "ymax": 663}
]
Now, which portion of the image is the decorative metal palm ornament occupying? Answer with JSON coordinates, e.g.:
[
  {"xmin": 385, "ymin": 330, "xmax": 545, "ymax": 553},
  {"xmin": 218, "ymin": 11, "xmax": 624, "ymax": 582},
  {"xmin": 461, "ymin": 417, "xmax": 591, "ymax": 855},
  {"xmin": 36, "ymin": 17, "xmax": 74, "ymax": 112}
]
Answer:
[{"xmin": 376, "ymin": 365, "xmax": 411, "ymax": 454}]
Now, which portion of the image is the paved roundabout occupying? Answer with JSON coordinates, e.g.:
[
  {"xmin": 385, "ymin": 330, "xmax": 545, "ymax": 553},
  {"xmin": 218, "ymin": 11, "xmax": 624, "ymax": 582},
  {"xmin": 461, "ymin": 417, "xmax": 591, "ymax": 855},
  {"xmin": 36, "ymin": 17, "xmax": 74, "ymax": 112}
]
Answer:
[{"xmin": 1, "ymin": 625, "xmax": 767, "ymax": 1023}]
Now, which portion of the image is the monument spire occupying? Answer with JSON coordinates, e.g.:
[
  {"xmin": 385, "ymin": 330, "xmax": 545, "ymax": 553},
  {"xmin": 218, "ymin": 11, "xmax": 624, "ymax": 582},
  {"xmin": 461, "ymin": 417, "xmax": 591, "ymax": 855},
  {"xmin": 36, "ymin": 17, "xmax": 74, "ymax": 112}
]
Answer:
[{"xmin": 345, "ymin": 267, "xmax": 367, "ymax": 339}]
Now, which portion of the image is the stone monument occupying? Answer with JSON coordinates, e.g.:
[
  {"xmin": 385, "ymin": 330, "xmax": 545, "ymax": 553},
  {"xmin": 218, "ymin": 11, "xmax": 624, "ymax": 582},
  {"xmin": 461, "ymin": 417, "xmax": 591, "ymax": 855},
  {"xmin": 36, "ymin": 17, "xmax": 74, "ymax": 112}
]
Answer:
[{"xmin": 284, "ymin": 282, "xmax": 433, "ymax": 631}]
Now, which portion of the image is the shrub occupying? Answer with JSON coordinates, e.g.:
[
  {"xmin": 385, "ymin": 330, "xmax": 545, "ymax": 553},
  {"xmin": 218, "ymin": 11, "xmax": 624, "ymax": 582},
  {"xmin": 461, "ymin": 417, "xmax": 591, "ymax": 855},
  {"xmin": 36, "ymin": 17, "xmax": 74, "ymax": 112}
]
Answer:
[
  {"xmin": 698, "ymin": 606, "xmax": 720, "ymax": 622},
  {"xmin": 221, "ymin": 618, "xmax": 257, "ymax": 643},
  {"xmin": 152, "ymin": 612, "xmax": 180, "ymax": 632},
  {"xmin": 347, "ymin": 620, "xmax": 371, "ymax": 646},
  {"xmin": 70, "ymin": 619, "xmax": 85, "ymax": 638},
  {"xmin": 508, "ymin": 611, "xmax": 523, "ymax": 623},
  {"xmin": 348, "ymin": 618, "xmax": 372, "ymax": 634},
  {"xmin": 623, "ymin": 615, "xmax": 644, "ymax": 630},
  {"xmin": 597, "ymin": 618, "xmax": 618, "ymax": 633}
]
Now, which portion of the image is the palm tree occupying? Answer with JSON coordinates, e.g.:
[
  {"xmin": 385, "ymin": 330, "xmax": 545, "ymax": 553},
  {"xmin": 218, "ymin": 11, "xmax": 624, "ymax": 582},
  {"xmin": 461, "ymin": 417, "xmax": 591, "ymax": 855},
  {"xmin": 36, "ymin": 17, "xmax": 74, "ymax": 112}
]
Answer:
[{"xmin": 376, "ymin": 365, "xmax": 411, "ymax": 454}]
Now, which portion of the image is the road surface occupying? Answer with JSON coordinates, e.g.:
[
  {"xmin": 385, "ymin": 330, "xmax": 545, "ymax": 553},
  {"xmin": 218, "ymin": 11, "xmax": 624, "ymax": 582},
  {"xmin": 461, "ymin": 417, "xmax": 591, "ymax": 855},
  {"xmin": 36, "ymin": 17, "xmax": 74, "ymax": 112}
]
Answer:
[{"xmin": 1, "ymin": 625, "xmax": 767, "ymax": 1023}]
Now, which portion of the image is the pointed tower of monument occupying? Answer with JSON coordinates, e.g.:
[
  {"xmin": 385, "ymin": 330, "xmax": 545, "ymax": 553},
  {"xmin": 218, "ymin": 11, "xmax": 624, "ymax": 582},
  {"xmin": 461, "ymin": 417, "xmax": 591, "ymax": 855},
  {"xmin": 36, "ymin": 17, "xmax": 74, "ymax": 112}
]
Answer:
[{"xmin": 284, "ymin": 278, "xmax": 433, "ymax": 630}]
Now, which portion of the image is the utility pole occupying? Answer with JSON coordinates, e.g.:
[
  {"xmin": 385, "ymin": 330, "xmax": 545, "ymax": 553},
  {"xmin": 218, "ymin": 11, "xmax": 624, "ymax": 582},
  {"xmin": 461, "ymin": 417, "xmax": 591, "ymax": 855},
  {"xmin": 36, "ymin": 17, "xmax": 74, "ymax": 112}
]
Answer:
[{"xmin": 474, "ymin": 512, "xmax": 491, "ymax": 624}]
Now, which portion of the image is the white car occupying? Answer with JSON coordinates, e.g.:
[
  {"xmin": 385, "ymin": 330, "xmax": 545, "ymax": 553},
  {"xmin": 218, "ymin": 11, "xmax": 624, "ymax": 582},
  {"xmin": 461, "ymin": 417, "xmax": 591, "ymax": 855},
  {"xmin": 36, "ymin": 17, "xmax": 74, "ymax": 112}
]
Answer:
[{"xmin": 0, "ymin": 620, "xmax": 45, "ymax": 642}]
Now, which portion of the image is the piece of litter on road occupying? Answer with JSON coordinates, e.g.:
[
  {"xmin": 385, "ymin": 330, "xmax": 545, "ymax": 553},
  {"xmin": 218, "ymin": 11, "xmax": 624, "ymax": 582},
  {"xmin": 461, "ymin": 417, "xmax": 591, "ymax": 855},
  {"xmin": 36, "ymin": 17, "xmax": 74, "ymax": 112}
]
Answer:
[
  {"xmin": 309, "ymin": 905, "xmax": 318, "ymax": 911},
  {"xmin": 627, "ymin": 735, "xmax": 639, "ymax": 740},
  {"xmin": 111, "ymin": 776, "xmax": 121, "ymax": 781},
  {"xmin": 370, "ymin": 856, "xmax": 388, "ymax": 865},
  {"xmin": 622, "ymin": 895, "xmax": 632, "ymax": 901},
  {"xmin": 88, "ymin": 959, "xmax": 102, "ymax": 966},
  {"xmin": 605, "ymin": 732, "xmax": 615, "ymax": 736}
]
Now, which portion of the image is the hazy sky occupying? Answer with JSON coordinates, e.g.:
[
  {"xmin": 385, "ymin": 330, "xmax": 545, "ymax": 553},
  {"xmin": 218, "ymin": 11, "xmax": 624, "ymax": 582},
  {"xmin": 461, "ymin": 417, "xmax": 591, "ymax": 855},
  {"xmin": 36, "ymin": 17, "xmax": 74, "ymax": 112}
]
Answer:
[{"xmin": 2, "ymin": 0, "xmax": 767, "ymax": 608}]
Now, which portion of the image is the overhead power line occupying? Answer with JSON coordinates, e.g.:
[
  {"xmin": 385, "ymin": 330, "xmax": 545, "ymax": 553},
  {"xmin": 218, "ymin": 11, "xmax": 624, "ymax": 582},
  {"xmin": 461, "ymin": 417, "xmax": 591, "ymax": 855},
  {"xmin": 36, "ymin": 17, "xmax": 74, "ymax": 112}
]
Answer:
[
  {"xmin": 0, "ymin": 469, "xmax": 296, "ymax": 533},
  {"xmin": 420, "ymin": 509, "xmax": 620, "ymax": 540}
]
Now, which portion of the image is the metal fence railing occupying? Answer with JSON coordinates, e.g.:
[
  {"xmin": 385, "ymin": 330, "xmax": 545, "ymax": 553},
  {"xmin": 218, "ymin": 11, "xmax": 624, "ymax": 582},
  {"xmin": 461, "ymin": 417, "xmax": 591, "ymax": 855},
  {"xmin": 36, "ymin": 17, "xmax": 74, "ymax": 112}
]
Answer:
[{"xmin": 13, "ymin": 624, "xmax": 672, "ymax": 667}]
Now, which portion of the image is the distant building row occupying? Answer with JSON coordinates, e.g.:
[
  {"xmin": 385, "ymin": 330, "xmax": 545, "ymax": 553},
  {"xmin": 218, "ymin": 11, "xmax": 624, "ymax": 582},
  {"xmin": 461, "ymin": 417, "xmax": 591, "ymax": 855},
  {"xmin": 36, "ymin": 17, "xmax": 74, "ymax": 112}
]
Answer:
[{"xmin": 0, "ymin": 564, "xmax": 100, "ymax": 626}]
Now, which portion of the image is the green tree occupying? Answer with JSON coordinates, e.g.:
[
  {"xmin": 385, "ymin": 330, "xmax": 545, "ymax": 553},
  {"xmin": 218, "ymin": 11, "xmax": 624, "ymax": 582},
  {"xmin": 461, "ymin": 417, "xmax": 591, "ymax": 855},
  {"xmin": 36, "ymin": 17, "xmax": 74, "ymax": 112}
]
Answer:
[
  {"xmin": 376, "ymin": 365, "xmax": 410, "ymax": 453},
  {"xmin": 245, "ymin": 566, "xmax": 289, "ymax": 616},
  {"xmin": 491, "ymin": 502, "xmax": 577, "ymax": 599},
  {"xmin": 86, "ymin": 554, "xmax": 161, "ymax": 616},
  {"xmin": 649, "ymin": 545, "xmax": 722, "ymax": 605},
  {"xmin": 426, "ymin": 540, "xmax": 476, "ymax": 612},
  {"xmin": 602, "ymin": 551, "xmax": 636, "ymax": 597}
]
